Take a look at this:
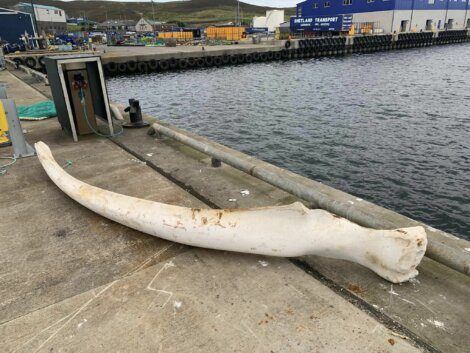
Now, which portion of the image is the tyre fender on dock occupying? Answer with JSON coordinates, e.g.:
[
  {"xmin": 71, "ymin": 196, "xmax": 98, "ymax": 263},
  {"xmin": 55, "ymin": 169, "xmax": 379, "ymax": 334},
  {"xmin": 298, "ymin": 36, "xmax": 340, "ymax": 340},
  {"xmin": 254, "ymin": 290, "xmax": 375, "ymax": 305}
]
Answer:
[
  {"xmin": 106, "ymin": 62, "xmax": 118, "ymax": 74},
  {"xmin": 229, "ymin": 55, "xmax": 238, "ymax": 65},
  {"xmin": 137, "ymin": 61, "xmax": 149, "ymax": 73},
  {"xmin": 117, "ymin": 62, "xmax": 127, "ymax": 74},
  {"xmin": 127, "ymin": 60, "xmax": 138, "ymax": 72},
  {"xmin": 159, "ymin": 60, "xmax": 170, "ymax": 70},
  {"xmin": 24, "ymin": 56, "xmax": 37, "ymax": 69},
  {"xmin": 148, "ymin": 59, "xmax": 158, "ymax": 71},
  {"xmin": 178, "ymin": 59, "xmax": 189, "ymax": 69}
]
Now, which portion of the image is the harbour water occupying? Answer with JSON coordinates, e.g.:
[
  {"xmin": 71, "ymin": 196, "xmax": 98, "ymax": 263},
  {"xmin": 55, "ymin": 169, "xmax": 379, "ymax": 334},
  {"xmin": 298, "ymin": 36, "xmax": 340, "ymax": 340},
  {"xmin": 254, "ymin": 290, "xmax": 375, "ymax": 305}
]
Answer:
[{"xmin": 108, "ymin": 44, "xmax": 470, "ymax": 240}]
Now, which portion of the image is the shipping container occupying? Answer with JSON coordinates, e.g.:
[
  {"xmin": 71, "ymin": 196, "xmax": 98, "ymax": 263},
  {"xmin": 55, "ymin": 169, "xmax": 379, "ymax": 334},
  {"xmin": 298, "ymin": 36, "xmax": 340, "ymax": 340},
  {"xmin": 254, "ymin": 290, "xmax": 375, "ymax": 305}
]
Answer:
[
  {"xmin": 157, "ymin": 31, "xmax": 193, "ymax": 40},
  {"xmin": 206, "ymin": 26, "xmax": 246, "ymax": 41}
]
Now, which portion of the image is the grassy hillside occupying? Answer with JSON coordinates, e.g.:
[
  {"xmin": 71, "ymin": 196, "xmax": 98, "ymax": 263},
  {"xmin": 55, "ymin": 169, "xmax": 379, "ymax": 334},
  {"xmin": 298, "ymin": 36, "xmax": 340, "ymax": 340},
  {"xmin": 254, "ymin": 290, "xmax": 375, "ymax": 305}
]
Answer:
[{"xmin": 2, "ymin": 0, "xmax": 295, "ymax": 25}]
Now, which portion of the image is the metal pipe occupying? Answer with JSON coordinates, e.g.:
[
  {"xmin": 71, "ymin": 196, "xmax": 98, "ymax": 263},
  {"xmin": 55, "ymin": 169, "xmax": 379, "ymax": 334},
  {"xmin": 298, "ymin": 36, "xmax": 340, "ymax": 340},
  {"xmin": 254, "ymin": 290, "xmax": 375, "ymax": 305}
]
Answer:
[{"xmin": 150, "ymin": 122, "xmax": 470, "ymax": 276}]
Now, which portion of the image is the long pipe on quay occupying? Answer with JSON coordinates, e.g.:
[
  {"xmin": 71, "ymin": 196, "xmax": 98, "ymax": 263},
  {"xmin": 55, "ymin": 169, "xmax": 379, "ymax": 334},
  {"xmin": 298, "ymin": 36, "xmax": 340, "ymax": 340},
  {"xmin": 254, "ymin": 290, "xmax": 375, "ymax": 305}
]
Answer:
[{"xmin": 149, "ymin": 122, "xmax": 470, "ymax": 276}]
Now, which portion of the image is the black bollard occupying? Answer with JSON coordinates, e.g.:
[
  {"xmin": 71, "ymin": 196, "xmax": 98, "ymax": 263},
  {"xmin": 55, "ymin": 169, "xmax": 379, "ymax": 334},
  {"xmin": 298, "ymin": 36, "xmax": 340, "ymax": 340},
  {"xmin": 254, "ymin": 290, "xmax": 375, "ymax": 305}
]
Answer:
[{"xmin": 123, "ymin": 99, "xmax": 149, "ymax": 128}]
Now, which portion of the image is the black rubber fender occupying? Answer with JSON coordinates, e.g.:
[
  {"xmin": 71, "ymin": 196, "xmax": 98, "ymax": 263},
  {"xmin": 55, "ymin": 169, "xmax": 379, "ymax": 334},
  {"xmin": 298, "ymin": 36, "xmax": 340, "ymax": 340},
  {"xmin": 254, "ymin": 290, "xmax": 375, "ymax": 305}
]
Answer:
[
  {"xmin": 273, "ymin": 51, "xmax": 282, "ymax": 60},
  {"xmin": 13, "ymin": 58, "xmax": 23, "ymax": 66},
  {"xmin": 127, "ymin": 60, "xmax": 138, "ymax": 72},
  {"xmin": 222, "ymin": 55, "xmax": 230, "ymax": 65},
  {"xmin": 188, "ymin": 57, "xmax": 196, "ymax": 67},
  {"xmin": 245, "ymin": 53, "xmax": 253, "ymax": 63},
  {"xmin": 137, "ymin": 61, "xmax": 149, "ymax": 73},
  {"xmin": 105, "ymin": 62, "xmax": 118, "ymax": 74},
  {"xmin": 285, "ymin": 40, "xmax": 291, "ymax": 49},
  {"xmin": 178, "ymin": 59, "xmax": 189, "ymax": 69},
  {"xmin": 159, "ymin": 60, "xmax": 170, "ymax": 70},
  {"xmin": 280, "ymin": 49, "xmax": 289, "ymax": 59},
  {"xmin": 169, "ymin": 58, "xmax": 178, "ymax": 69},
  {"xmin": 237, "ymin": 54, "xmax": 245, "ymax": 64},
  {"xmin": 38, "ymin": 56, "xmax": 46, "ymax": 67},
  {"xmin": 204, "ymin": 56, "xmax": 214, "ymax": 67},
  {"xmin": 229, "ymin": 55, "xmax": 238, "ymax": 65},
  {"xmin": 252, "ymin": 52, "xmax": 260, "ymax": 61},
  {"xmin": 117, "ymin": 62, "xmax": 127, "ymax": 73},
  {"xmin": 24, "ymin": 56, "xmax": 37, "ymax": 69},
  {"xmin": 299, "ymin": 40, "xmax": 306, "ymax": 49},
  {"xmin": 267, "ymin": 51, "xmax": 274, "ymax": 60},
  {"xmin": 148, "ymin": 59, "xmax": 158, "ymax": 71},
  {"xmin": 260, "ymin": 52, "xmax": 268, "ymax": 61},
  {"xmin": 196, "ymin": 58, "xmax": 205, "ymax": 67},
  {"xmin": 213, "ymin": 56, "xmax": 223, "ymax": 66}
]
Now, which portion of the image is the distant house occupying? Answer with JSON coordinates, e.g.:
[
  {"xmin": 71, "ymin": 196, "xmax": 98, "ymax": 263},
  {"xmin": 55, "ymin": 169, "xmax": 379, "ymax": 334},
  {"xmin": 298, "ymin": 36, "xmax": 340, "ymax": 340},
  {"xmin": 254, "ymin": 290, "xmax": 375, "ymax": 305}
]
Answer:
[
  {"xmin": 67, "ymin": 17, "xmax": 98, "ymax": 28},
  {"xmin": 0, "ymin": 7, "xmax": 35, "ymax": 44},
  {"xmin": 136, "ymin": 18, "xmax": 153, "ymax": 32},
  {"xmin": 98, "ymin": 20, "xmax": 136, "ymax": 32},
  {"xmin": 13, "ymin": 2, "xmax": 67, "ymax": 35}
]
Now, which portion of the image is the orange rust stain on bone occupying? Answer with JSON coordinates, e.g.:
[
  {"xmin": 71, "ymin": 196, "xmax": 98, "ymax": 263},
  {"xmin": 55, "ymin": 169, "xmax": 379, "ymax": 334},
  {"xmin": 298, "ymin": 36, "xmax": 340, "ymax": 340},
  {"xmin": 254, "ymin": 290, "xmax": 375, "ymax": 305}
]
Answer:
[{"xmin": 417, "ymin": 239, "xmax": 423, "ymax": 246}]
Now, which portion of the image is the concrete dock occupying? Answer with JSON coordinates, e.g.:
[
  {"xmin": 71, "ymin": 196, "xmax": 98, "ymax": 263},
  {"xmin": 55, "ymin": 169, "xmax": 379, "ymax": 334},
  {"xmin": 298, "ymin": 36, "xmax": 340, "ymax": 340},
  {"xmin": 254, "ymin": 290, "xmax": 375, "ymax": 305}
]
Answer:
[
  {"xmin": 0, "ymin": 68, "xmax": 469, "ymax": 352},
  {"xmin": 6, "ymin": 29, "xmax": 469, "ymax": 76}
]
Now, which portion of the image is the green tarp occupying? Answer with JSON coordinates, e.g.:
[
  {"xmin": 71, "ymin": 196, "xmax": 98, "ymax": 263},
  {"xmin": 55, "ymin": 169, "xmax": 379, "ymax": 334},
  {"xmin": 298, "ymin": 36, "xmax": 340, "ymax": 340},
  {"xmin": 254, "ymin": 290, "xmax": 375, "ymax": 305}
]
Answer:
[{"xmin": 17, "ymin": 101, "xmax": 57, "ymax": 120}]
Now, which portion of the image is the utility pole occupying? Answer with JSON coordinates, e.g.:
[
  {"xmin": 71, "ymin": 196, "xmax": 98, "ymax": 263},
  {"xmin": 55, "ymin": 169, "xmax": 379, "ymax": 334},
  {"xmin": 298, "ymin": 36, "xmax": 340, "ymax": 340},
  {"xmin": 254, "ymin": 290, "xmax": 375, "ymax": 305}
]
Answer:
[
  {"xmin": 465, "ymin": 0, "xmax": 469, "ymax": 29},
  {"xmin": 237, "ymin": 0, "xmax": 240, "ymax": 26},
  {"xmin": 151, "ymin": 0, "xmax": 156, "ymax": 34},
  {"xmin": 409, "ymin": 0, "xmax": 415, "ymax": 32}
]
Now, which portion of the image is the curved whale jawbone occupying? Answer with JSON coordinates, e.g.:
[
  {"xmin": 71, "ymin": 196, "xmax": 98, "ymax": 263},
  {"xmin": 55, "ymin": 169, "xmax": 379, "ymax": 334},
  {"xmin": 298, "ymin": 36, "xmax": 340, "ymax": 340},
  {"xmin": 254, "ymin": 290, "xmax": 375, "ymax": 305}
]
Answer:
[{"xmin": 35, "ymin": 141, "xmax": 427, "ymax": 283}]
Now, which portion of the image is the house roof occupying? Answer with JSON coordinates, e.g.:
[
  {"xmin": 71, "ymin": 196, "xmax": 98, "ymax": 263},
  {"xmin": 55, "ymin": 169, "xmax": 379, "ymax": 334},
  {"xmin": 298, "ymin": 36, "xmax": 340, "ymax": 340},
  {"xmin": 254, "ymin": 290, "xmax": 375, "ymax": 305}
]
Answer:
[
  {"xmin": 99, "ymin": 20, "xmax": 136, "ymax": 26},
  {"xmin": 16, "ymin": 2, "xmax": 63, "ymax": 11},
  {"xmin": 137, "ymin": 18, "xmax": 165, "ymax": 25},
  {"xmin": 0, "ymin": 6, "xmax": 32, "ymax": 16}
]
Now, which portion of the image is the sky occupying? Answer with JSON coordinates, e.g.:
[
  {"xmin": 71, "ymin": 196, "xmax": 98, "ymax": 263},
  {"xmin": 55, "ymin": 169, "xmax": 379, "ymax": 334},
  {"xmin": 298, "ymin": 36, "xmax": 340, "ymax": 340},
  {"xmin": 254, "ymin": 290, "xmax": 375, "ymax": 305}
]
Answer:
[{"xmin": 60, "ymin": 0, "xmax": 300, "ymax": 8}]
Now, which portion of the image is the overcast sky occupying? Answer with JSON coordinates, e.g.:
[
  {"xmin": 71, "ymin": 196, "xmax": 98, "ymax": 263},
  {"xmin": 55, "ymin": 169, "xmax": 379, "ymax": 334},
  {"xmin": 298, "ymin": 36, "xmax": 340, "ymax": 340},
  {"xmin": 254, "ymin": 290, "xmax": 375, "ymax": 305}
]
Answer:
[{"xmin": 61, "ymin": 1, "xmax": 299, "ymax": 8}]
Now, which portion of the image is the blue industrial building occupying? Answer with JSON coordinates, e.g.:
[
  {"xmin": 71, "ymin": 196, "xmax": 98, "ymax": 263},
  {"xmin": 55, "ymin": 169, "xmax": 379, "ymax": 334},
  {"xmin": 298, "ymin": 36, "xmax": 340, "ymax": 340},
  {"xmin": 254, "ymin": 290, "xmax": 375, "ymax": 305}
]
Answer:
[
  {"xmin": 292, "ymin": 0, "xmax": 470, "ymax": 33},
  {"xmin": 0, "ymin": 8, "xmax": 35, "ymax": 45}
]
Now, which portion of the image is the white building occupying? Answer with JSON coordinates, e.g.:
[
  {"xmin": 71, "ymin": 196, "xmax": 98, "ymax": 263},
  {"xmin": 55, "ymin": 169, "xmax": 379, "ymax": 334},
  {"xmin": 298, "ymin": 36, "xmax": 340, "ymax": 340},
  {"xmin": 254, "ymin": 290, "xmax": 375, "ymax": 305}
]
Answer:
[
  {"xmin": 14, "ymin": 2, "xmax": 66, "ymax": 34},
  {"xmin": 136, "ymin": 18, "xmax": 153, "ymax": 32},
  {"xmin": 253, "ymin": 10, "xmax": 285, "ymax": 32}
]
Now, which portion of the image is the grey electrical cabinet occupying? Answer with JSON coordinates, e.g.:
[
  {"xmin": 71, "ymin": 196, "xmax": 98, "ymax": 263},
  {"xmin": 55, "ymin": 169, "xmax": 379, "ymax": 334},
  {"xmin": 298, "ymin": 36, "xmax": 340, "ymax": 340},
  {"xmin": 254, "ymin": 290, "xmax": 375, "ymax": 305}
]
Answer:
[{"xmin": 45, "ymin": 55, "xmax": 114, "ymax": 141}]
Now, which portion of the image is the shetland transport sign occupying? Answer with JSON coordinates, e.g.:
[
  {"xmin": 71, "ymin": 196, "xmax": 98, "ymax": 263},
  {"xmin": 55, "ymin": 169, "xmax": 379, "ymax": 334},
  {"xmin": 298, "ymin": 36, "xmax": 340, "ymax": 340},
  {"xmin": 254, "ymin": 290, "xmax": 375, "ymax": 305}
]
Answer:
[{"xmin": 291, "ymin": 15, "xmax": 353, "ymax": 31}]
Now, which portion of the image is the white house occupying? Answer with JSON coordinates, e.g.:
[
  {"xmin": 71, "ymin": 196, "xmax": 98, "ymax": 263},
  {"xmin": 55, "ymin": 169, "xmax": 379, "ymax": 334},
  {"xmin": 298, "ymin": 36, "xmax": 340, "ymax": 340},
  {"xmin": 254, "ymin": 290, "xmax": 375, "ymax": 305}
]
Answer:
[{"xmin": 136, "ymin": 18, "xmax": 153, "ymax": 32}]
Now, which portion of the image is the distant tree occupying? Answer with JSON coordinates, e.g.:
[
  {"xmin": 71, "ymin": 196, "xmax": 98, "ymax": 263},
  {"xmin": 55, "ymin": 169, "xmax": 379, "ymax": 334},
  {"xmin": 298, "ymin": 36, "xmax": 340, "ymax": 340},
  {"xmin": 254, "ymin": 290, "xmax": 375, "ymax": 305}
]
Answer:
[{"xmin": 177, "ymin": 21, "xmax": 187, "ymax": 28}]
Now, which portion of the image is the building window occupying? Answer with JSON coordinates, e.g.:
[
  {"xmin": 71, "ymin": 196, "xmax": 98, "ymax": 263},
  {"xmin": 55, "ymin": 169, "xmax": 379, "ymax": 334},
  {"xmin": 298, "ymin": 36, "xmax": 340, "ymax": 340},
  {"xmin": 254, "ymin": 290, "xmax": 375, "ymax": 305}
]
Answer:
[
  {"xmin": 428, "ymin": 0, "xmax": 435, "ymax": 3},
  {"xmin": 343, "ymin": 0, "xmax": 353, "ymax": 5},
  {"xmin": 313, "ymin": 3, "xmax": 319, "ymax": 8},
  {"xmin": 367, "ymin": 0, "xmax": 374, "ymax": 3},
  {"xmin": 324, "ymin": 1, "xmax": 331, "ymax": 7}
]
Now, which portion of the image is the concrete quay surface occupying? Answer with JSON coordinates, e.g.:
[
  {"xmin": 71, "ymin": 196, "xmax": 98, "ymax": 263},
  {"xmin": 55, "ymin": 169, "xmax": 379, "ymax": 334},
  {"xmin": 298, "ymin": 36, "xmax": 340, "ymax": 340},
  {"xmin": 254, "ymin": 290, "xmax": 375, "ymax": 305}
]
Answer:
[
  {"xmin": 98, "ymin": 42, "xmax": 284, "ymax": 64},
  {"xmin": 0, "ymin": 69, "xmax": 469, "ymax": 352}
]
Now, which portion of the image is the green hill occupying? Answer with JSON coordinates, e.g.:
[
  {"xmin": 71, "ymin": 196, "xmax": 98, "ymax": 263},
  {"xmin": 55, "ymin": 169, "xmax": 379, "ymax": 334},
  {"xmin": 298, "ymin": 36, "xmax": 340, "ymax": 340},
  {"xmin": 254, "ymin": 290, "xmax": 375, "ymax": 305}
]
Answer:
[{"xmin": 2, "ymin": 0, "xmax": 295, "ymax": 25}]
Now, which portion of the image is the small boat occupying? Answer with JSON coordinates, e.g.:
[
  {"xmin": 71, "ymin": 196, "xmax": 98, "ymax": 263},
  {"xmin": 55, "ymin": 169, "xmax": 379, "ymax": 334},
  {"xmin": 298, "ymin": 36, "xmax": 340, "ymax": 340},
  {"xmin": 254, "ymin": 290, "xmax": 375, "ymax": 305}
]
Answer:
[{"xmin": 35, "ymin": 141, "xmax": 427, "ymax": 283}]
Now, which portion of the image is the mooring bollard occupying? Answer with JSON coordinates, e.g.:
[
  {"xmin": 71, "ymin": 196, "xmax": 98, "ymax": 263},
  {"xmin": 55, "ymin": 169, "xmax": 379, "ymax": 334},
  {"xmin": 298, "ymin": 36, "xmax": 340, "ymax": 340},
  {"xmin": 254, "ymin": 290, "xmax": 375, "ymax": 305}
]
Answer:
[{"xmin": 211, "ymin": 157, "xmax": 222, "ymax": 168}]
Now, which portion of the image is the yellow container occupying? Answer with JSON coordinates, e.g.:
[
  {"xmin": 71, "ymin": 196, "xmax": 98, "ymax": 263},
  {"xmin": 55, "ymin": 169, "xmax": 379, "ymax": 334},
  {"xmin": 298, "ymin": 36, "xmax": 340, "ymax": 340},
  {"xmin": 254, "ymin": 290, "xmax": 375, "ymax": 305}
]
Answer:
[
  {"xmin": 206, "ymin": 26, "xmax": 245, "ymax": 41},
  {"xmin": 157, "ymin": 31, "xmax": 193, "ymax": 40}
]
